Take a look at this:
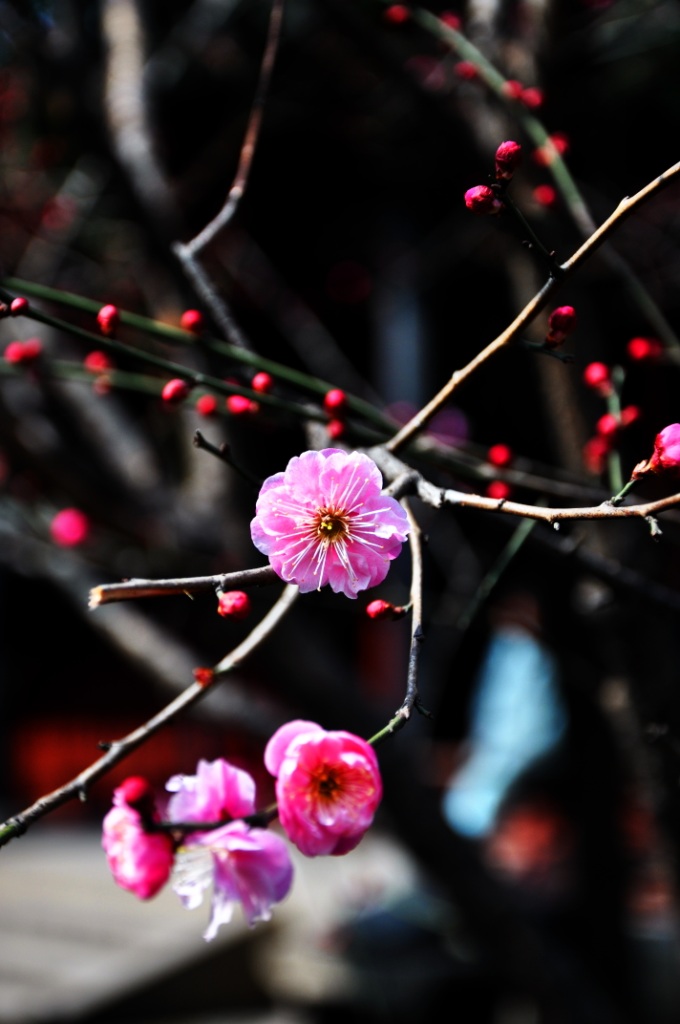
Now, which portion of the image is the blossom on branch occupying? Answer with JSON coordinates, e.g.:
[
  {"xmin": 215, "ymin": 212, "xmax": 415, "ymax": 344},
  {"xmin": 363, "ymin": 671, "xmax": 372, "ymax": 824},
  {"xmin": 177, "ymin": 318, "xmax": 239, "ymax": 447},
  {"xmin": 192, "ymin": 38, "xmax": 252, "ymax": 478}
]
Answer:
[
  {"xmin": 166, "ymin": 759, "xmax": 293, "ymax": 939},
  {"xmin": 102, "ymin": 778, "xmax": 174, "ymax": 900},
  {"xmin": 265, "ymin": 720, "xmax": 383, "ymax": 856},
  {"xmin": 632, "ymin": 423, "xmax": 680, "ymax": 479},
  {"xmin": 250, "ymin": 448, "xmax": 409, "ymax": 598}
]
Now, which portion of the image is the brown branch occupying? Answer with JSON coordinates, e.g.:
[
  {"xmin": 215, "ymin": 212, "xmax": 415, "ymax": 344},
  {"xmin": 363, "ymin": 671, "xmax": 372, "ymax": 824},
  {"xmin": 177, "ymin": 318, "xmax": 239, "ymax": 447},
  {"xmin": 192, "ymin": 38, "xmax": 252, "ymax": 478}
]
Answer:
[{"xmin": 89, "ymin": 565, "xmax": 278, "ymax": 607}]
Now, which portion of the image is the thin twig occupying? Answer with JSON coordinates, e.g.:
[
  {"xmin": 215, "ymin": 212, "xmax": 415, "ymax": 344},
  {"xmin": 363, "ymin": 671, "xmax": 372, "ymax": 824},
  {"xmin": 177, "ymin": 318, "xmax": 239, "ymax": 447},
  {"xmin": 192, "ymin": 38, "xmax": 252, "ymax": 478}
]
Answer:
[
  {"xmin": 384, "ymin": 161, "xmax": 680, "ymax": 455},
  {"xmin": 0, "ymin": 583, "xmax": 298, "ymax": 848},
  {"xmin": 89, "ymin": 565, "xmax": 278, "ymax": 607}
]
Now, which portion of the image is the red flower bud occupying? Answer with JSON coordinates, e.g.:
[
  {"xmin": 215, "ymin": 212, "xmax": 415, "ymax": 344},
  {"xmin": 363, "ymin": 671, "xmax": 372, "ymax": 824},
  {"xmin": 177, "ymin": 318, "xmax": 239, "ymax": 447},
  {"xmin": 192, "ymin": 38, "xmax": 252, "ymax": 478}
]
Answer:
[
  {"xmin": 627, "ymin": 336, "xmax": 663, "ymax": 362},
  {"xmin": 440, "ymin": 11, "xmax": 461, "ymax": 29},
  {"xmin": 464, "ymin": 185, "xmax": 503, "ymax": 215},
  {"xmin": 596, "ymin": 412, "xmax": 619, "ymax": 439},
  {"xmin": 323, "ymin": 388, "xmax": 348, "ymax": 415},
  {"xmin": 487, "ymin": 443, "xmax": 513, "ymax": 468},
  {"xmin": 251, "ymin": 371, "xmax": 273, "ymax": 394},
  {"xmin": 4, "ymin": 338, "xmax": 42, "ymax": 364},
  {"xmin": 195, "ymin": 394, "xmax": 217, "ymax": 416},
  {"xmin": 161, "ymin": 378, "xmax": 191, "ymax": 404},
  {"xmin": 532, "ymin": 132, "xmax": 569, "ymax": 167},
  {"xmin": 118, "ymin": 776, "xmax": 155, "ymax": 812},
  {"xmin": 327, "ymin": 418, "xmax": 346, "ymax": 440},
  {"xmin": 545, "ymin": 305, "xmax": 577, "ymax": 347},
  {"xmin": 533, "ymin": 184, "xmax": 557, "ymax": 208},
  {"xmin": 383, "ymin": 4, "xmax": 410, "ymax": 24},
  {"xmin": 621, "ymin": 405, "xmax": 641, "ymax": 427},
  {"xmin": 633, "ymin": 423, "xmax": 680, "ymax": 478},
  {"xmin": 582, "ymin": 361, "xmax": 612, "ymax": 395},
  {"xmin": 366, "ymin": 599, "xmax": 406, "ymax": 621},
  {"xmin": 583, "ymin": 435, "xmax": 611, "ymax": 475},
  {"xmin": 97, "ymin": 304, "xmax": 120, "ymax": 336},
  {"xmin": 486, "ymin": 480, "xmax": 512, "ymax": 500},
  {"xmin": 9, "ymin": 297, "xmax": 28, "ymax": 315},
  {"xmin": 501, "ymin": 79, "xmax": 525, "ymax": 100},
  {"xmin": 217, "ymin": 590, "xmax": 251, "ymax": 620},
  {"xmin": 494, "ymin": 140, "xmax": 522, "ymax": 181},
  {"xmin": 180, "ymin": 309, "xmax": 204, "ymax": 333},
  {"xmin": 50, "ymin": 507, "xmax": 90, "ymax": 546},
  {"xmin": 84, "ymin": 350, "xmax": 114, "ymax": 373},
  {"xmin": 520, "ymin": 87, "xmax": 544, "ymax": 109},
  {"xmin": 454, "ymin": 61, "xmax": 478, "ymax": 80},
  {"xmin": 226, "ymin": 394, "xmax": 258, "ymax": 415}
]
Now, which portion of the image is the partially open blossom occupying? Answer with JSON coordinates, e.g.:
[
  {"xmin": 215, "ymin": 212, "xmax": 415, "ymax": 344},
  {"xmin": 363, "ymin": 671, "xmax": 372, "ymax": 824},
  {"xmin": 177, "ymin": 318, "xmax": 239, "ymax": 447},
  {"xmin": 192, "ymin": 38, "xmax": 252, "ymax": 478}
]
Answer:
[
  {"xmin": 464, "ymin": 185, "xmax": 503, "ymax": 215},
  {"xmin": 265, "ymin": 720, "xmax": 383, "ymax": 857},
  {"xmin": 97, "ymin": 304, "xmax": 120, "ymax": 336},
  {"xmin": 494, "ymin": 140, "xmax": 522, "ymax": 180},
  {"xmin": 582, "ymin": 361, "xmax": 612, "ymax": 395},
  {"xmin": 323, "ymin": 388, "xmax": 347, "ymax": 415},
  {"xmin": 102, "ymin": 779, "xmax": 174, "ymax": 900},
  {"xmin": 627, "ymin": 336, "xmax": 663, "ymax": 362},
  {"xmin": 50, "ymin": 507, "xmax": 90, "ymax": 546},
  {"xmin": 167, "ymin": 759, "xmax": 293, "ymax": 939},
  {"xmin": 4, "ymin": 338, "xmax": 42, "ymax": 364},
  {"xmin": 632, "ymin": 424, "xmax": 680, "ymax": 478},
  {"xmin": 487, "ymin": 443, "xmax": 513, "ymax": 468},
  {"xmin": 545, "ymin": 305, "xmax": 577, "ymax": 348},
  {"xmin": 217, "ymin": 590, "xmax": 251, "ymax": 620},
  {"xmin": 162, "ymin": 378, "xmax": 191, "ymax": 404},
  {"xmin": 250, "ymin": 448, "xmax": 409, "ymax": 598},
  {"xmin": 180, "ymin": 309, "xmax": 204, "ymax": 333}
]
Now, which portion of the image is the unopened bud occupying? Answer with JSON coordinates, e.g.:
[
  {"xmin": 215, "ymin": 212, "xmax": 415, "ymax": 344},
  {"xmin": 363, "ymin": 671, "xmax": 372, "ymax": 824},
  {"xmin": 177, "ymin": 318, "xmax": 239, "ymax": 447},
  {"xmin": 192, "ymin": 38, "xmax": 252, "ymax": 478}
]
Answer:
[
  {"xmin": 217, "ymin": 590, "xmax": 252, "ymax": 620},
  {"xmin": 494, "ymin": 140, "xmax": 522, "ymax": 181},
  {"xmin": 161, "ymin": 378, "xmax": 191, "ymax": 404},
  {"xmin": 97, "ymin": 304, "xmax": 120, "ymax": 336},
  {"xmin": 464, "ymin": 185, "xmax": 503, "ymax": 215}
]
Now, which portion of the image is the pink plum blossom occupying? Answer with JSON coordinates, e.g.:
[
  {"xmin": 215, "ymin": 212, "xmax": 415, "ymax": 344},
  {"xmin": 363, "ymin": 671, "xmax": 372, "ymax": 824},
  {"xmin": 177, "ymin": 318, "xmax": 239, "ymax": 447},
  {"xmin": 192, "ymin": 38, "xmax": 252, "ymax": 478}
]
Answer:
[
  {"xmin": 102, "ymin": 780, "xmax": 174, "ymax": 900},
  {"xmin": 633, "ymin": 423, "xmax": 680, "ymax": 478},
  {"xmin": 265, "ymin": 720, "xmax": 383, "ymax": 857},
  {"xmin": 250, "ymin": 448, "xmax": 409, "ymax": 598},
  {"xmin": 166, "ymin": 759, "xmax": 293, "ymax": 939}
]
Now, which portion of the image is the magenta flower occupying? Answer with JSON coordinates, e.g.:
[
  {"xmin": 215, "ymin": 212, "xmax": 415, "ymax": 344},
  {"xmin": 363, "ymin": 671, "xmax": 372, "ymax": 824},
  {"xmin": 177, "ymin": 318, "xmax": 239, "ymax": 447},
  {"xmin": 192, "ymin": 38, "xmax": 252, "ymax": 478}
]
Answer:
[
  {"xmin": 167, "ymin": 759, "xmax": 293, "ymax": 939},
  {"xmin": 102, "ymin": 782, "xmax": 174, "ymax": 900},
  {"xmin": 633, "ymin": 423, "xmax": 680, "ymax": 479},
  {"xmin": 250, "ymin": 448, "xmax": 409, "ymax": 598},
  {"xmin": 265, "ymin": 720, "xmax": 383, "ymax": 857}
]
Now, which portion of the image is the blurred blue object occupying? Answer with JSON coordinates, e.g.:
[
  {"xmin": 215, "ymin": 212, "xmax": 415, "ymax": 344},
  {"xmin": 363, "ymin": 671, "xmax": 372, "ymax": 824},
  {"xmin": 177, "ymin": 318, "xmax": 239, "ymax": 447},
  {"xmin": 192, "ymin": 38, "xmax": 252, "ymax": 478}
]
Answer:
[{"xmin": 442, "ymin": 624, "xmax": 568, "ymax": 838}]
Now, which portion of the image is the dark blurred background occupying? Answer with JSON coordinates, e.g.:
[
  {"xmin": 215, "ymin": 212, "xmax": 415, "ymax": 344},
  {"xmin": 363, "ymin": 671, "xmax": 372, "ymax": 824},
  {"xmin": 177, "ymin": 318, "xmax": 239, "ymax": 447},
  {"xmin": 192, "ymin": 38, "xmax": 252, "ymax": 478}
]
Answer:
[{"xmin": 2, "ymin": 1, "xmax": 680, "ymax": 1022}]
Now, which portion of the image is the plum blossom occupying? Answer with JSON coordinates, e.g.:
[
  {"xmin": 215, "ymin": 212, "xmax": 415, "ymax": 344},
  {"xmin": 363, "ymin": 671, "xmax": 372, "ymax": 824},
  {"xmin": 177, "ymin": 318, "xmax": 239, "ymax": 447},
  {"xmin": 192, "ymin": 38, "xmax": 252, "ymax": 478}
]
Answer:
[
  {"xmin": 265, "ymin": 720, "xmax": 383, "ymax": 857},
  {"xmin": 102, "ymin": 779, "xmax": 174, "ymax": 900},
  {"xmin": 633, "ymin": 423, "xmax": 680, "ymax": 478},
  {"xmin": 250, "ymin": 448, "xmax": 409, "ymax": 598},
  {"xmin": 166, "ymin": 759, "xmax": 293, "ymax": 939}
]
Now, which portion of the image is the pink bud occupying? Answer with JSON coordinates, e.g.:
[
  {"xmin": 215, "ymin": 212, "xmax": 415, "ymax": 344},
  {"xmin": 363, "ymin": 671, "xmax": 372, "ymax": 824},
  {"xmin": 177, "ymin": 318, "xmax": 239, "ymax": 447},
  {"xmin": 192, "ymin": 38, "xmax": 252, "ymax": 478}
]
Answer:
[
  {"xmin": 487, "ymin": 443, "xmax": 513, "ymax": 468},
  {"xmin": 226, "ymin": 394, "xmax": 258, "ymax": 415},
  {"xmin": 180, "ymin": 309, "xmax": 204, "ymax": 333},
  {"xmin": 583, "ymin": 435, "xmax": 611, "ymax": 475},
  {"xmin": 50, "ymin": 507, "xmax": 90, "ymax": 546},
  {"xmin": 533, "ymin": 184, "xmax": 557, "ymax": 208},
  {"xmin": 217, "ymin": 590, "xmax": 251, "ymax": 620},
  {"xmin": 545, "ymin": 305, "xmax": 577, "ymax": 347},
  {"xmin": 84, "ymin": 350, "xmax": 114, "ymax": 373},
  {"xmin": 494, "ymin": 140, "xmax": 522, "ymax": 181},
  {"xmin": 464, "ymin": 185, "xmax": 503, "ymax": 215},
  {"xmin": 621, "ymin": 405, "xmax": 641, "ymax": 427},
  {"xmin": 486, "ymin": 481, "xmax": 511, "ymax": 500},
  {"xmin": 97, "ymin": 304, "xmax": 120, "ymax": 336},
  {"xmin": 195, "ymin": 394, "xmax": 217, "ymax": 416},
  {"xmin": 582, "ymin": 361, "xmax": 612, "ymax": 395},
  {"xmin": 118, "ymin": 776, "xmax": 155, "ymax": 811},
  {"xmin": 501, "ymin": 79, "xmax": 525, "ymax": 100},
  {"xmin": 251, "ymin": 371, "xmax": 273, "ymax": 394},
  {"xmin": 638, "ymin": 423, "xmax": 680, "ymax": 476},
  {"xmin": 4, "ymin": 339, "xmax": 42, "ymax": 364},
  {"xmin": 9, "ymin": 297, "xmax": 28, "ymax": 315},
  {"xmin": 161, "ymin": 378, "xmax": 191, "ymax": 404},
  {"xmin": 327, "ymin": 418, "xmax": 346, "ymax": 440},
  {"xmin": 323, "ymin": 388, "xmax": 348, "ymax": 415},
  {"xmin": 383, "ymin": 4, "xmax": 410, "ymax": 23},
  {"xmin": 627, "ymin": 336, "xmax": 663, "ymax": 362},
  {"xmin": 366, "ymin": 599, "xmax": 406, "ymax": 621},
  {"xmin": 454, "ymin": 61, "xmax": 478, "ymax": 80},
  {"xmin": 596, "ymin": 412, "xmax": 619, "ymax": 439},
  {"xmin": 440, "ymin": 11, "xmax": 461, "ymax": 29},
  {"xmin": 520, "ymin": 87, "xmax": 544, "ymax": 109}
]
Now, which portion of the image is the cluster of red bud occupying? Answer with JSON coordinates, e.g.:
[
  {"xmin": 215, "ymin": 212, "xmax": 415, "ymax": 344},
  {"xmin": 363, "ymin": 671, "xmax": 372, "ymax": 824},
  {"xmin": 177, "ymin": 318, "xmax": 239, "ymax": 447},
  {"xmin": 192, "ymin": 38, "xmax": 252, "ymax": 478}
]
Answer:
[
  {"xmin": 464, "ymin": 140, "xmax": 522, "ymax": 216},
  {"xmin": 0, "ymin": 296, "xmax": 29, "ymax": 318},
  {"xmin": 485, "ymin": 442, "xmax": 514, "ymax": 501},
  {"xmin": 581, "ymin": 360, "xmax": 641, "ymax": 475},
  {"xmin": 323, "ymin": 387, "xmax": 348, "ymax": 439}
]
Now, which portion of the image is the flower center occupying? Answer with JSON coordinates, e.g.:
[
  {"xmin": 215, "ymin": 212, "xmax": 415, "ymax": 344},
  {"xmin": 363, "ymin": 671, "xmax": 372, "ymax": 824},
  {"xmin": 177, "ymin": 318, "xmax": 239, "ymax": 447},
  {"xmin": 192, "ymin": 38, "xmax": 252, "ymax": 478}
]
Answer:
[
  {"xmin": 314, "ymin": 767, "xmax": 340, "ymax": 799},
  {"xmin": 314, "ymin": 506, "xmax": 349, "ymax": 543}
]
